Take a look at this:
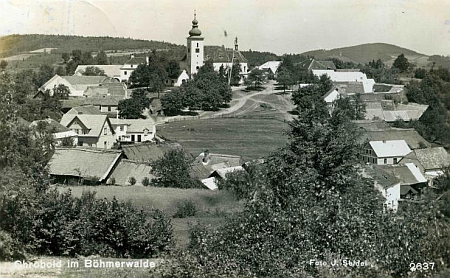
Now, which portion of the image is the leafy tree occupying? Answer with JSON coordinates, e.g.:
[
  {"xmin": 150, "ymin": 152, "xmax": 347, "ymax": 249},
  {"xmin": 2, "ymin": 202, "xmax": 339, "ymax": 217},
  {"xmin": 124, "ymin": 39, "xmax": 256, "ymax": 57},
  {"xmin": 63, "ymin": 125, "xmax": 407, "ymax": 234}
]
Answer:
[
  {"xmin": 150, "ymin": 149, "xmax": 202, "ymax": 188},
  {"xmin": 54, "ymin": 65, "xmax": 66, "ymax": 76},
  {"xmin": 71, "ymin": 50, "xmax": 82, "ymax": 63},
  {"xmin": 165, "ymin": 59, "xmax": 180, "ymax": 79},
  {"xmin": 161, "ymin": 87, "xmax": 184, "ymax": 115},
  {"xmin": 414, "ymin": 67, "xmax": 427, "ymax": 79},
  {"xmin": 0, "ymin": 60, "xmax": 8, "ymax": 70},
  {"xmin": 82, "ymin": 66, "xmax": 106, "ymax": 76},
  {"xmin": 118, "ymin": 98, "xmax": 144, "ymax": 119},
  {"xmin": 276, "ymin": 68, "xmax": 294, "ymax": 93},
  {"xmin": 247, "ymin": 68, "xmax": 264, "ymax": 90},
  {"xmin": 81, "ymin": 51, "xmax": 93, "ymax": 64},
  {"xmin": 61, "ymin": 53, "xmax": 70, "ymax": 63},
  {"xmin": 52, "ymin": 84, "xmax": 70, "ymax": 100},
  {"xmin": 392, "ymin": 53, "xmax": 409, "ymax": 72},
  {"xmin": 33, "ymin": 64, "xmax": 54, "ymax": 88},
  {"xmin": 95, "ymin": 50, "xmax": 108, "ymax": 65}
]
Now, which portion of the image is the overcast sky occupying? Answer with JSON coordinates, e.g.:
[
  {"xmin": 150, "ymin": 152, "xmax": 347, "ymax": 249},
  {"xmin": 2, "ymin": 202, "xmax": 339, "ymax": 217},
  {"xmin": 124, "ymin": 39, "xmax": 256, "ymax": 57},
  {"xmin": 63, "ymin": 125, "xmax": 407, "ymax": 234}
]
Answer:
[{"xmin": 1, "ymin": 0, "xmax": 449, "ymax": 56}]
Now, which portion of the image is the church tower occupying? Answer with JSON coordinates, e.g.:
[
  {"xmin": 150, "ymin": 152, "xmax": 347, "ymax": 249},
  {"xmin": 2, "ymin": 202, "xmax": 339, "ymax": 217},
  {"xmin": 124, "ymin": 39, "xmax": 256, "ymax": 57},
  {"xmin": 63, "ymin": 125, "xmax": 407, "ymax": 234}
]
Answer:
[{"xmin": 186, "ymin": 11, "xmax": 204, "ymax": 76}]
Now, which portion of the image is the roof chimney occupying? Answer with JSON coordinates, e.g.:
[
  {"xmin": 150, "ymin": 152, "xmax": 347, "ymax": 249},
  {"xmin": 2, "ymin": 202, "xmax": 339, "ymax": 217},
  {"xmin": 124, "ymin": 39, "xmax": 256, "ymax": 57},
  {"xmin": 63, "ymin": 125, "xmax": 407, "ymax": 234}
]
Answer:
[
  {"xmin": 382, "ymin": 140, "xmax": 386, "ymax": 143},
  {"xmin": 131, "ymin": 53, "xmax": 135, "ymax": 59}
]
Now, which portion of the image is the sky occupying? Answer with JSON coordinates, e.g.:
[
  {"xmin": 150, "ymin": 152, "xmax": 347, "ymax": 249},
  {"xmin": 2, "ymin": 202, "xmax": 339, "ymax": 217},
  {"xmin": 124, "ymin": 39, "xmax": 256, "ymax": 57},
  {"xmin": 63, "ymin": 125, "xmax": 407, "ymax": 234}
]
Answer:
[{"xmin": 0, "ymin": 0, "xmax": 449, "ymax": 56}]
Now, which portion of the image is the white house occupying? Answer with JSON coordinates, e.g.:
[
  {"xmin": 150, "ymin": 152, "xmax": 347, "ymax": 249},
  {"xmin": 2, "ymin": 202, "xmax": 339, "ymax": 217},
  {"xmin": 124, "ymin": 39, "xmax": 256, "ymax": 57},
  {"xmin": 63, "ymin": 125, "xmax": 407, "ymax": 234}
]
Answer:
[
  {"xmin": 30, "ymin": 118, "xmax": 78, "ymax": 146},
  {"xmin": 120, "ymin": 55, "xmax": 148, "ymax": 82},
  {"xmin": 110, "ymin": 118, "xmax": 156, "ymax": 143},
  {"xmin": 361, "ymin": 140, "xmax": 412, "ymax": 165},
  {"xmin": 37, "ymin": 75, "xmax": 109, "ymax": 97},
  {"xmin": 313, "ymin": 69, "xmax": 375, "ymax": 93},
  {"xmin": 74, "ymin": 65, "xmax": 122, "ymax": 81}
]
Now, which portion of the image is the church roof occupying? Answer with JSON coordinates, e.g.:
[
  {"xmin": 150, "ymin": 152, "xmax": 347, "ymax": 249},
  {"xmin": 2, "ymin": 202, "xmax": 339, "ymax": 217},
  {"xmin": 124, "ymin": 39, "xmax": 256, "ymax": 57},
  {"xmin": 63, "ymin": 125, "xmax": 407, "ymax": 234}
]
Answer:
[
  {"xmin": 188, "ymin": 13, "xmax": 202, "ymax": 37},
  {"xmin": 205, "ymin": 46, "xmax": 248, "ymax": 63}
]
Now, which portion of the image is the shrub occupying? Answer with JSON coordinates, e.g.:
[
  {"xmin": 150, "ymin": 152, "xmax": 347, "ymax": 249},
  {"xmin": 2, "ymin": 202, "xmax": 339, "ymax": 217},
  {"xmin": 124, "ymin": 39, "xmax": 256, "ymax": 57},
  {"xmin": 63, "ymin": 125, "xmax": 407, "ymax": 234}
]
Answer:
[
  {"xmin": 128, "ymin": 176, "xmax": 136, "ymax": 185},
  {"xmin": 0, "ymin": 231, "xmax": 26, "ymax": 261},
  {"xmin": 142, "ymin": 177, "xmax": 150, "ymax": 187},
  {"xmin": 173, "ymin": 200, "xmax": 197, "ymax": 218}
]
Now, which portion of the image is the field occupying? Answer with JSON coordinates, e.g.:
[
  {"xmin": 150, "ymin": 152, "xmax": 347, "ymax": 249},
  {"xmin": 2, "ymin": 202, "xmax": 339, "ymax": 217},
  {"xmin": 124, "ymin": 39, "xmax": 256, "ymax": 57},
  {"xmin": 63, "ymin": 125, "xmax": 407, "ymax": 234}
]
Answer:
[
  {"xmin": 57, "ymin": 185, "xmax": 243, "ymax": 248},
  {"xmin": 157, "ymin": 117, "xmax": 289, "ymax": 161}
]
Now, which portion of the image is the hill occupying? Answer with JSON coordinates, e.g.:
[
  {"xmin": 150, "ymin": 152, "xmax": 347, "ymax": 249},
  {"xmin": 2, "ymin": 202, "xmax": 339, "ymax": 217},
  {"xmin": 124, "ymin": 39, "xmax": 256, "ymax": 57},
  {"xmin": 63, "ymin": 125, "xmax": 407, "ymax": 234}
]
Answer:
[
  {"xmin": 299, "ymin": 43, "xmax": 448, "ymax": 69},
  {"xmin": 0, "ymin": 34, "xmax": 184, "ymax": 58}
]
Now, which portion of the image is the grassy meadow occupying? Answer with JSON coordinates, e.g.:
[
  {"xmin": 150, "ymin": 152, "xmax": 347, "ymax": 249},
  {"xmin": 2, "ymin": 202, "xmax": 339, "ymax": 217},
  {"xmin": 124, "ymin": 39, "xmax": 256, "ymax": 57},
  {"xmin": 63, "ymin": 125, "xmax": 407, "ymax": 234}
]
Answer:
[{"xmin": 157, "ymin": 118, "xmax": 289, "ymax": 161}]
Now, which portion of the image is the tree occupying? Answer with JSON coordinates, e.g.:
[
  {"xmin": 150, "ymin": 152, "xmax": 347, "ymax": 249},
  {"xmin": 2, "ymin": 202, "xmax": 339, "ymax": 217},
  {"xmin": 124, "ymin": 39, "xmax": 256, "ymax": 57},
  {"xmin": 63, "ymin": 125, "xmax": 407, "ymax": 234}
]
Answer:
[
  {"xmin": 166, "ymin": 60, "xmax": 180, "ymax": 79},
  {"xmin": 61, "ymin": 53, "xmax": 70, "ymax": 63},
  {"xmin": 95, "ymin": 50, "xmax": 108, "ymax": 65},
  {"xmin": 150, "ymin": 149, "xmax": 202, "ymax": 188},
  {"xmin": 229, "ymin": 60, "xmax": 241, "ymax": 86},
  {"xmin": 276, "ymin": 69, "xmax": 294, "ymax": 93},
  {"xmin": 0, "ymin": 60, "xmax": 8, "ymax": 70},
  {"xmin": 118, "ymin": 98, "xmax": 145, "ymax": 119},
  {"xmin": 52, "ymin": 84, "xmax": 70, "ymax": 100},
  {"xmin": 161, "ymin": 87, "xmax": 184, "ymax": 115},
  {"xmin": 54, "ymin": 65, "xmax": 66, "ymax": 76},
  {"xmin": 392, "ymin": 53, "xmax": 409, "ymax": 72},
  {"xmin": 247, "ymin": 68, "xmax": 264, "ymax": 90},
  {"xmin": 33, "ymin": 64, "xmax": 54, "ymax": 88},
  {"xmin": 82, "ymin": 66, "xmax": 106, "ymax": 76}
]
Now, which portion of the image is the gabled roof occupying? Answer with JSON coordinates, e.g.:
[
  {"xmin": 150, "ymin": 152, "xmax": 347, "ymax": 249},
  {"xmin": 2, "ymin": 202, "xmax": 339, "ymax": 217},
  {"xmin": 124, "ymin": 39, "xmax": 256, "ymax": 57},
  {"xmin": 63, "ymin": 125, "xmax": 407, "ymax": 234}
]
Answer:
[
  {"xmin": 62, "ymin": 76, "xmax": 109, "ymax": 85},
  {"xmin": 383, "ymin": 103, "xmax": 428, "ymax": 122},
  {"xmin": 414, "ymin": 147, "xmax": 450, "ymax": 170},
  {"xmin": 205, "ymin": 46, "xmax": 248, "ymax": 63},
  {"xmin": 195, "ymin": 152, "xmax": 243, "ymax": 172},
  {"xmin": 353, "ymin": 120, "xmax": 391, "ymax": 131},
  {"xmin": 123, "ymin": 119, "xmax": 156, "ymax": 133},
  {"xmin": 49, "ymin": 148, "xmax": 122, "ymax": 182},
  {"xmin": 123, "ymin": 57, "xmax": 147, "ymax": 65},
  {"xmin": 380, "ymin": 163, "xmax": 427, "ymax": 186},
  {"xmin": 61, "ymin": 114, "xmax": 112, "ymax": 137},
  {"xmin": 109, "ymin": 159, "xmax": 154, "ymax": 186},
  {"xmin": 209, "ymin": 166, "xmax": 244, "ymax": 179},
  {"xmin": 121, "ymin": 142, "xmax": 183, "ymax": 162},
  {"xmin": 258, "ymin": 61, "xmax": 281, "ymax": 74},
  {"xmin": 364, "ymin": 164, "xmax": 400, "ymax": 189},
  {"xmin": 66, "ymin": 105, "xmax": 103, "ymax": 115},
  {"xmin": 201, "ymin": 177, "xmax": 218, "ymax": 190},
  {"xmin": 361, "ymin": 129, "xmax": 430, "ymax": 149},
  {"xmin": 295, "ymin": 58, "xmax": 336, "ymax": 70},
  {"xmin": 369, "ymin": 140, "xmax": 411, "ymax": 158},
  {"xmin": 30, "ymin": 118, "xmax": 71, "ymax": 133}
]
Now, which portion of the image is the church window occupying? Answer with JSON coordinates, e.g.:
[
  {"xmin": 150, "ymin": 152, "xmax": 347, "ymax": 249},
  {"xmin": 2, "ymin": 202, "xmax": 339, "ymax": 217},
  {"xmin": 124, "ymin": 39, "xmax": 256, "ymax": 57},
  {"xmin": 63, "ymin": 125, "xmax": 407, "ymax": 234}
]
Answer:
[
  {"xmin": 195, "ymin": 48, "xmax": 200, "ymax": 53},
  {"xmin": 124, "ymin": 71, "xmax": 127, "ymax": 75},
  {"xmin": 196, "ymin": 66, "xmax": 200, "ymax": 69},
  {"xmin": 197, "ymin": 43, "xmax": 199, "ymax": 47},
  {"xmin": 188, "ymin": 48, "xmax": 190, "ymax": 53}
]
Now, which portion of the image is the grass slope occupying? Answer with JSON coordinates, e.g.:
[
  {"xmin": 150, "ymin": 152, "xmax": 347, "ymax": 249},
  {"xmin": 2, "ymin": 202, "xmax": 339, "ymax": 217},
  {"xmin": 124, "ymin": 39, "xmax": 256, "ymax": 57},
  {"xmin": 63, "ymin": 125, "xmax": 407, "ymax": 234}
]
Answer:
[
  {"xmin": 157, "ymin": 118, "xmax": 289, "ymax": 161},
  {"xmin": 300, "ymin": 42, "xmax": 424, "ymax": 64},
  {"xmin": 0, "ymin": 34, "xmax": 183, "ymax": 58}
]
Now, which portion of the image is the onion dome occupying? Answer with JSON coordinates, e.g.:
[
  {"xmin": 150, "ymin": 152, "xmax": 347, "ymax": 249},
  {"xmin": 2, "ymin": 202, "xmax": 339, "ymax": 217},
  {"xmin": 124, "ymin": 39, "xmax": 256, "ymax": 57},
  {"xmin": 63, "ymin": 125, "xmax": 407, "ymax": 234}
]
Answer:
[{"xmin": 189, "ymin": 12, "xmax": 202, "ymax": 37}]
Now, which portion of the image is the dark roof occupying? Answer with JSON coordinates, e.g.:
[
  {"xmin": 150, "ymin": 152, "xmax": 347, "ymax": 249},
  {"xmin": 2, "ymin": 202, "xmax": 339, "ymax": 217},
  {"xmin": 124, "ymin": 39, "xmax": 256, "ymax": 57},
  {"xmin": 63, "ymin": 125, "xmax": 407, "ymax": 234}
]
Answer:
[
  {"xmin": 84, "ymin": 83, "xmax": 127, "ymax": 98},
  {"xmin": 190, "ymin": 162, "xmax": 213, "ymax": 180},
  {"xmin": 353, "ymin": 120, "xmax": 391, "ymax": 131},
  {"xmin": 49, "ymin": 148, "xmax": 122, "ymax": 182},
  {"xmin": 205, "ymin": 46, "xmax": 248, "ymax": 63},
  {"xmin": 414, "ymin": 147, "xmax": 450, "ymax": 170},
  {"xmin": 195, "ymin": 152, "xmax": 243, "ymax": 172},
  {"xmin": 333, "ymin": 82, "xmax": 365, "ymax": 95},
  {"xmin": 363, "ymin": 164, "xmax": 400, "ymax": 189},
  {"xmin": 124, "ymin": 57, "xmax": 147, "ymax": 65},
  {"xmin": 361, "ymin": 129, "xmax": 430, "ymax": 149},
  {"xmin": 62, "ymin": 76, "xmax": 109, "ymax": 85},
  {"xmin": 66, "ymin": 105, "xmax": 103, "ymax": 115},
  {"xmin": 380, "ymin": 164, "xmax": 426, "ymax": 186},
  {"xmin": 62, "ymin": 97, "xmax": 122, "ymax": 109},
  {"xmin": 295, "ymin": 58, "xmax": 336, "ymax": 70},
  {"xmin": 109, "ymin": 159, "xmax": 154, "ymax": 186},
  {"xmin": 121, "ymin": 142, "xmax": 183, "ymax": 162}
]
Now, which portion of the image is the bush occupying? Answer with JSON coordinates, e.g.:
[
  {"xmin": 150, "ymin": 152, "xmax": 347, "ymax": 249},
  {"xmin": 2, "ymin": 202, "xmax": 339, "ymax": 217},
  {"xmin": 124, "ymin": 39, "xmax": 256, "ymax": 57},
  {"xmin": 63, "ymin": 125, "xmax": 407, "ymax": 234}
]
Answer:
[
  {"xmin": 0, "ymin": 231, "xmax": 27, "ymax": 261},
  {"xmin": 142, "ymin": 177, "xmax": 150, "ymax": 186},
  {"xmin": 173, "ymin": 200, "xmax": 197, "ymax": 218},
  {"xmin": 128, "ymin": 176, "xmax": 136, "ymax": 185}
]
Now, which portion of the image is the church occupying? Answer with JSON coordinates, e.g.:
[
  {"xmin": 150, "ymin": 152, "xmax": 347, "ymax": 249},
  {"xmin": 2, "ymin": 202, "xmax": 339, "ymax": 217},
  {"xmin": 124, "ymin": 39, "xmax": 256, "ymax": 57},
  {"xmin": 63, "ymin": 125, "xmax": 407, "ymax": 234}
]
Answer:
[{"xmin": 179, "ymin": 13, "xmax": 248, "ymax": 82}]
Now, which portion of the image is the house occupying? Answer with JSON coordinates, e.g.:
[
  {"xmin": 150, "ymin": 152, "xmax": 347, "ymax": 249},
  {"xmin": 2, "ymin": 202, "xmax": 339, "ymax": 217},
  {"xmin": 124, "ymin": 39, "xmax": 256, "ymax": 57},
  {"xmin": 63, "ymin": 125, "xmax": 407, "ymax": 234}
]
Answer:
[
  {"xmin": 37, "ymin": 75, "xmax": 109, "ymax": 97},
  {"xmin": 206, "ymin": 40, "xmax": 249, "ymax": 78},
  {"xmin": 48, "ymin": 148, "xmax": 122, "ymax": 184},
  {"xmin": 296, "ymin": 58, "xmax": 337, "ymax": 71},
  {"xmin": 399, "ymin": 147, "xmax": 450, "ymax": 178},
  {"xmin": 64, "ymin": 105, "xmax": 103, "ymax": 115},
  {"xmin": 60, "ymin": 113, "xmax": 116, "ymax": 148},
  {"xmin": 312, "ymin": 69, "xmax": 375, "ymax": 93},
  {"xmin": 360, "ymin": 140, "xmax": 411, "ymax": 165},
  {"xmin": 121, "ymin": 141, "xmax": 183, "ymax": 162},
  {"xmin": 30, "ymin": 118, "xmax": 78, "ymax": 146},
  {"xmin": 353, "ymin": 119, "xmax": 392, "ymax": 131},
  {"xmin": 83, "ymin": 82, "xmax": 127, "ymax": 98},
  {"xmin": 360, "ymin": 128, "xmax": 430, "ymax": 150},
  {"xmin": 108, "ymin": 159, "xmax": 154, "ymax": 186},
  {"xmin": 195, "ymin": 150, "xmax": 243, "ymax": 172},
  {"xmin": 120, "ymin": 55, "xmax": 149, "ymax": 82},
  {"xmin": 382, "ymin": 103, "xmax": 429, "ymax": 122},
  {"xmin": 74, "ymin": 65, "xmax": 122, "ymax": 81},
  {"xmin": 110, "ymin": 118, "xmax": 157, "ymax": 143},
  {"xmin": 62, "ymin": 97, "xmax": 124, "ymax": 115},
  {"xmin": 323, "ymin": 82, "xmax": 365, "ymax": 105},
  {"xmin": 258, "ymin": 61, "xmax": 281, "ymax": 78},
  {"xmin": 363, "ymin": 164, "xmax": 401, "ymax": 212},
  {"xmin": 202, "ymin": 165, "xmax": 245, "ymax": 190},
  {"xmin": 380, "ymin": 163, "xmax": 427, "ymax": 200}
]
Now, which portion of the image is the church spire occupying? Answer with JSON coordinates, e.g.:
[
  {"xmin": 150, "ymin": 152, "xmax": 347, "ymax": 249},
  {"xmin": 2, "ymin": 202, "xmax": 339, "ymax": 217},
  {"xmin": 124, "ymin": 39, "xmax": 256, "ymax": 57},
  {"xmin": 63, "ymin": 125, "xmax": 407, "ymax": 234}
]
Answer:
[{"xmin": 189, "ymin": 10, "xmax": 202, "ymax": 37}]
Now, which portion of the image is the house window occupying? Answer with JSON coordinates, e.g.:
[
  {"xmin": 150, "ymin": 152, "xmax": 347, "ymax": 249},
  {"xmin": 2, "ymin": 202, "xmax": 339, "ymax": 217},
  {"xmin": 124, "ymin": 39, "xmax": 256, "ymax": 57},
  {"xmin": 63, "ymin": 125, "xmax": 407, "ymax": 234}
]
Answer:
[
  {"xmin": 124, "ymin": 71, "xmax": 127, "ymax": 75},
  {"xmin": 108, "ymin": 106, "xmax": 111, "ymax": 112},
  {"xmin": 393, "ymin": 158, "xmax": 398, "ymax": 164},
  {"xmin": 104, "ymin": 128, "xmax": 107, "ymax": 135},
  {"xmin": 384, "ymin": 158, "xmax": 387, "ymax": 164},
  {"xmin": 195, "ymin": 48, "xmax": 200, "ymax": 53},
  {"xmin": 131, "ymin": 65, "xmax": 133, "ymax": 68},
  {"xmin": 120, "ymin": 126, "xmax": 124, "ymax": 132},
  {"xmin": 77, "ymin": 141, "xmax": 83, "ymax": 146},
  {"xmin": 196, "ymin": 66, "xmax": 200, "ymax": 70},
  {"xmin": 137, "ymin": 135, "xmax": 141, "ymax": 142},
  {"xmin": 131, "ymin": 135, "xmax": 135, "ymax": 142},
  {"xmin": 197, "ymin": 43, "xmax": 199, "ymax": 47},
  {"xmin": 104, "ymin": 141, "xmax": 107, "ymax": 149}
]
